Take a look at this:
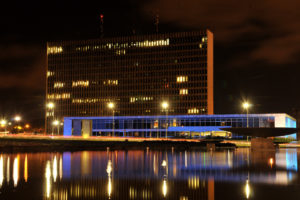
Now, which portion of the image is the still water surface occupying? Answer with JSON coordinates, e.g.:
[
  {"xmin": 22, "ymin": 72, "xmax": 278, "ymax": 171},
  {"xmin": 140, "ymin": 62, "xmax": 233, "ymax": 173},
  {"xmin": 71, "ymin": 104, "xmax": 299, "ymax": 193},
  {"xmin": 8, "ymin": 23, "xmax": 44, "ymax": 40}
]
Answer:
[{"xmin": 0, "ymin": 148, "xmax": 299, "ymax": 200}]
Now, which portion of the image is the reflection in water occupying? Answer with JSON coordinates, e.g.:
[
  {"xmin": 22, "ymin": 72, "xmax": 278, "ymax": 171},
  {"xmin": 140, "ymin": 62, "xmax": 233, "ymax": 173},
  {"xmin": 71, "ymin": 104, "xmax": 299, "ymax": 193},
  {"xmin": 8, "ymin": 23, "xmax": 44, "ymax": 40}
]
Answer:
[
  {"xmin": 0, "ymin": 149, "xmax": 298, "ymax": 199},
  {"xmin": 53, "ymin": 156, "xmax": 57, "ymax": 182},
  {"xmin": 24, "ymin": 154, "xmax": 28, "ymax": 182},
  {"xmin": 107, "ymin": 160, "xmax": 112, "ymax": 199},
  {"xmin": 45, "ymin": 161, "xmax": 51, "ymax": 198},
  {"xmin": 245, "ymin": 179, "xmax": 250, "ymax": 199},
  {"xmin": 13, "ymin": 155, "xmax": 19, "ymax": 187},
  {"xmin": 0, "ymin": 156, "xmax": 3, "ymax": 187},
  {"xmin": 6, "ymin": 157, "xmax": 9, "ymax": 184}
]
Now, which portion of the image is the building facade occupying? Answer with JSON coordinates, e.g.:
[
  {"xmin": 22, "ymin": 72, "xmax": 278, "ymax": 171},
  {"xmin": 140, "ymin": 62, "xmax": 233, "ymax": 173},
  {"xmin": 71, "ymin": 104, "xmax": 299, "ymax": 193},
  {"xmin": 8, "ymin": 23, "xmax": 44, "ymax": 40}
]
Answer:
[
  {"xmin": 46, "ymin": 30, "xmax": 214, "ymax": 132},
  {"xmin": 63, "ymin": 114, "xmax": 297, "ymax": 139}
]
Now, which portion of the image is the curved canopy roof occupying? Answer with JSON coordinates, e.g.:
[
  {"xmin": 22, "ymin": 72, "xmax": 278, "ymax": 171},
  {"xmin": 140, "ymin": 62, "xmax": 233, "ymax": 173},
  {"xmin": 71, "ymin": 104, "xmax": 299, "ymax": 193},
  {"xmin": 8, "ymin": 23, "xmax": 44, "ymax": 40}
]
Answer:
[{"xmin": 220, "ymin": 128, "xmax": 297, "ymax": 137}]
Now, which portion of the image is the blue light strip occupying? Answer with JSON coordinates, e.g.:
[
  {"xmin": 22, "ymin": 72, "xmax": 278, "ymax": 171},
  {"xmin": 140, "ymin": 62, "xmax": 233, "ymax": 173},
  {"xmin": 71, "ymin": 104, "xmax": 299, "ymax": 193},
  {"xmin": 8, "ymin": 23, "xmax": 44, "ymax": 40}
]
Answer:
[{"xmin": 65, "ymin": 114, "xmax": 281, "ymax": 120}]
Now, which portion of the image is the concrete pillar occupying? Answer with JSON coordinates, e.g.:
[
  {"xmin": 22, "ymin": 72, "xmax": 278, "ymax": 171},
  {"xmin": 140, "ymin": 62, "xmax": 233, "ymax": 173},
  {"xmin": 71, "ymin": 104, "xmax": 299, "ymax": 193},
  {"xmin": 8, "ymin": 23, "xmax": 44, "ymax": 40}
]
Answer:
[
  {"xmin": 82, "ymin": 120, "xmax": 92, "ymax": 138},
  {"xmin": 73, "ymin": 120, "xmax": 82, "ymax": 136},
  {"xmin": 63, "ymin": 119, "xmax": 72, "ymax": 136}
]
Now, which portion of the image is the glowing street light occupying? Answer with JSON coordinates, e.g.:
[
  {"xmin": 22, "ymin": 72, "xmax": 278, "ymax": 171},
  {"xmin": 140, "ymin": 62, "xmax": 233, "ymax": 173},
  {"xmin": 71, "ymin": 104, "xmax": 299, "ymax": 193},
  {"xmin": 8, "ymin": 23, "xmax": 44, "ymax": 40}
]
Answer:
[
  {"xmin": 0, "ymin": 120, "xmax": 7, "ymax": 134},
  {"xmin": 47, "ymin": 102, "xmax": 55, "ymax": 135},
  {"xmin": 108, "ymin": 102, "xmax": 115, "ymax": 137},
  {"xmin": 52, "ymin": 120, "xmax": 60, "ymax": 135},
  {"xmin": 161, "ymin": 101, "xmax": 169, "ymax": 138},
  {"xmin": 14, "ymin": 116, "xmax": 21, "ymax": 122},
  {"xmin": 46, "ymin": 102, "xmax": 55, "ymax": 109},
  {"xmin": 242, "ymin": 102, "xmax": 251, "ymax": 128}
]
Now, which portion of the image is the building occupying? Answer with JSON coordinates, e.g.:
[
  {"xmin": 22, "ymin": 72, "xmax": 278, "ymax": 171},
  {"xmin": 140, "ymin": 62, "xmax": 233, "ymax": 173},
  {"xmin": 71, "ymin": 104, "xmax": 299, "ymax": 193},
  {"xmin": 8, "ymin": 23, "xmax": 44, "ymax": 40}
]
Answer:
[
  {"xmin": 46, "ymin": 30, "xmax": 214, "ymax": 133},
  {"xmin": 63, "ymin": 113, "xmax": 297, "ymax": 139}
]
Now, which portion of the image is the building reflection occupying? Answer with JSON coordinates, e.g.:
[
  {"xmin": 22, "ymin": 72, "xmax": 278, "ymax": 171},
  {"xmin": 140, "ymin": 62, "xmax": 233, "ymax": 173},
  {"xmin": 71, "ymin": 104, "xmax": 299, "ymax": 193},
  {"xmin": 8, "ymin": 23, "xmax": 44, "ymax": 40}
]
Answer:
[{"xmin": 0, "ymin": 149, "xmax": 297, "ymax": 199}]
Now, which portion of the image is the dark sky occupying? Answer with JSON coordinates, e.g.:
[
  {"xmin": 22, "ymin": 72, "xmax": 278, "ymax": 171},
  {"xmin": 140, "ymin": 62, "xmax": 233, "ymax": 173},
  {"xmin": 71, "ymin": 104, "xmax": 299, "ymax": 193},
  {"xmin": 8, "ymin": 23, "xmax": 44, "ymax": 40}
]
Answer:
[{"xmin": 0, "ymin": 0, "xmax": 300, "ymax": 127}]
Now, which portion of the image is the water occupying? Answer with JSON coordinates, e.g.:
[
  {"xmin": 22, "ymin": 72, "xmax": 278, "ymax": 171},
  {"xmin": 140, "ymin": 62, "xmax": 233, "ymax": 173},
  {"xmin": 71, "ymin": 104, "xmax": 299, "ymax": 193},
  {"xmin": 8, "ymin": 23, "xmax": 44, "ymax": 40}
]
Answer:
[{"xmin": 0, "ymin": 148, "xmax": 299, "ymax": 199}]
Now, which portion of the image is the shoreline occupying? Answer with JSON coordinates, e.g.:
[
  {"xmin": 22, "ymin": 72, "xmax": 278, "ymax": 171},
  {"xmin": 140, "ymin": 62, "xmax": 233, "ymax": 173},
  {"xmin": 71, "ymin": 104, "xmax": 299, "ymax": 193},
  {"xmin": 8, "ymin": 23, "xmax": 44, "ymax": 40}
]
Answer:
[
  {"xmin": 0, "ymin": 134, "xmax": 298, "ymax": 152},
  {"xmin": 0, "ymin": 135, "xmax": 236, "ymax": 152}
]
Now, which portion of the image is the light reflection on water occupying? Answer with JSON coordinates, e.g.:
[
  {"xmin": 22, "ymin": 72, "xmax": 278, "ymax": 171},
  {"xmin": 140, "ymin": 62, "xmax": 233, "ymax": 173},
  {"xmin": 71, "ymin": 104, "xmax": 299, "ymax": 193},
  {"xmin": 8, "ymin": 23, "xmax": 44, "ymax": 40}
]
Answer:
[{"xmin": 0, "ymin": 148, "xmax": 298, "ymax": 199}]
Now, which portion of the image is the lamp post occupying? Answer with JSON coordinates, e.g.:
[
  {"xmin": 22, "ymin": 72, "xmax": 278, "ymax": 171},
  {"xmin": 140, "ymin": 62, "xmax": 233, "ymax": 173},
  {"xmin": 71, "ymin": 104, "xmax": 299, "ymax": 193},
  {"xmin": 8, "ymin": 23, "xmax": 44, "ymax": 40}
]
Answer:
[
  {"xmin": 52, "ymin": 120, "xmax": 59, "ymax": 136},
  {"xmin": 47, "ymin": 102, "xmax": 55, "ymax": 135},
  {"xmin": 108, "ymin": 102, "xmax": 115, "ymax": 137},
  {"xmin": 242, "ymin": 102, "xmax": 251, "ymax": 128},
  {"xmin": 161, "ymin": 101, "xmax": 169, "ymax": 138},
  {"xmin": 14, "ymin": 116, "xmax": 21, "ymax": 134},
  {"xmin": 242, "ymin": 102, "xmax": 251, "ymax": 142},
  {"xmin": 0, "ymin": 120, "xmax": 7, "ymax": 134}
]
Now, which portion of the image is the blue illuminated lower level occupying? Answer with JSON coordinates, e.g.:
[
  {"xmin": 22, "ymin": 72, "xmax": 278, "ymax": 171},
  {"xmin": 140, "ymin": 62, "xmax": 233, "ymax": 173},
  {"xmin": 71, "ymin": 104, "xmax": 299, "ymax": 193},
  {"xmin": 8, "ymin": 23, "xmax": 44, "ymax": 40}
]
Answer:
[{"xmin": 63, "ymin": 113, "xmax": 297, "ymax": 139}]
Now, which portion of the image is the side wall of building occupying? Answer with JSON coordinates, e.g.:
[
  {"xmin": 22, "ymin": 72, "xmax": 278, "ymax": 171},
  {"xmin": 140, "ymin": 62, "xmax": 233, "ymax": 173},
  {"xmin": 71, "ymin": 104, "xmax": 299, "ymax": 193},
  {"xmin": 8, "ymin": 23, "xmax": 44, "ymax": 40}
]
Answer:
[{"xmin": 207, "ymin": 30, "xmax": 214, "ymax": 115}]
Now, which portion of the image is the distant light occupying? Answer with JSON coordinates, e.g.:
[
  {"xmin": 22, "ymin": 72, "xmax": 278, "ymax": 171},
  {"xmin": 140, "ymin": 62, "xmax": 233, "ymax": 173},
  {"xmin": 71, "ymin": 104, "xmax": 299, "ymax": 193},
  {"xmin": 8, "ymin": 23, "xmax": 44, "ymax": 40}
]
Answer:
[
  {"xmin": 242, "ymin": 102, "xmax": 250, "ymax": 109},
  {"xmin": 161, "ymin": 101, "xmax": 169, "ymax": 109},
  {"xmin": 52, "ymin": 120, "xmax": 59, "ymax": 126},
  {"xmin": 0, "ymin": 120, "xmax": 7, "ymax": 126},
  {"xmin": 25, "ymin": 124, "xmax": 30, "ymax": 129},
  {"xmin": 161, "ymin": 160, "xmax": 167, "ymax": 167},
  {"xmin": 108, "ymin": 102, "xmax": 114, "ymax": 109},
  {"xmin": 47, "ymin": 102, "xmax": 55, "ymax": 109},
  {"xmin": 269, "ymin": 158, "xmax": 274, "ymax": 168},
  {"xmin": 14, "ymin": 116, "xmax": 21, "ymax": 122},
  {"xmin": 100, "ymin": 14, "xmax": 104, "ymax": 19}
]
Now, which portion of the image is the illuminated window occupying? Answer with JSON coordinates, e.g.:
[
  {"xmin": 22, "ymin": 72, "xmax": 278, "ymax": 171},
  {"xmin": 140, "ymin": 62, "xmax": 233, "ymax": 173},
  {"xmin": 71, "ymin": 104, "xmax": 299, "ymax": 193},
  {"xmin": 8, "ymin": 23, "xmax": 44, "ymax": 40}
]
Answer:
[
  {"xmin": 72, "ymin": 80, "xmax": 89, "ymax": 87},
  {"xmin": 54, "ymin": 82, "xmax": 64, "ymax": 89},
  {"xmin": 188, "ymin": 108, "xmax": 199, "ymax": 114},
  {"xmin": 47, "ymin": 46, "xmax": 63, "ymax": 55},
  {"xmin": 176, "ymin": 76, "xmax": 188, "ymax": 83},
  {"xmin": 103, "ymin": 80, "xmax": 118, "ymax": 86},
  {"xmin": 199, "ymin": 44, "xmax": 203, "ymax": 48},
  {"xmin": 116, "ymin": 49, "xmax": 126, "ymax": 55},
  {"xmin": 202, "ymin": 37, "xmax": 208, "ymax": 43},
  {"xmin": 47, "ymin": 93, "xmax": 70, "ymax": 100},
  {"xmin": 47, "ymin": 71, "xmax": 55, "ymax": 77},
  {"xmin": 46, "ymin": 112, "xmax": 54, "ymax": 117},
  {"xmin": 180, "ymin": 89, "xmax": 188, "ymax": 95},
  {"xmin": 130, "ymin": 96, "xmax": 153, "ymax": 103}
]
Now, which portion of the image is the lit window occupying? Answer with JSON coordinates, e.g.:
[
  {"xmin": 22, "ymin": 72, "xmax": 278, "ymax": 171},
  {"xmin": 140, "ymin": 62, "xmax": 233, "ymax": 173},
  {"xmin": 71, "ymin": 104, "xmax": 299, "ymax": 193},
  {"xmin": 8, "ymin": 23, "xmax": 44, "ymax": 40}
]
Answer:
[
  {"xmin": 103, "ymin": 80, "xmax": 118, "ymax": 86},
  {"xmin": 47, "ymin": 71, "xmax": 55, "ymax": 77},
  {"xmin": 46, "ymin": 112, "xmax": 54, "ymax": 117},
  {"xmin": 72, "ymin": 80, "xmax": 89, "ymax": 87},
  {"xmin": 176, "ymin": 76, "xmax": 188, "ymax": 83},
  {"xmin": 188, "ymin": 108, "xmax": 199, "ymax": 114},
  {"xmin": 47, "ymin": 93, "xmax": 70, "ymax": 100},
  {"xmin": 180, "ymin": 89, "xmax": 188, "ymax": 95},
  {"xmin": 116, "ymin": 49, "xmax": 126, "ymax": 55},
  {"xmin": 47, "ymin": 46, "xmax": 63, "ymax": 55},
  {"xmin": 130, "ymin": 96, "xmax": 154, "ymax": 103},
  {"xmin": 54, "ymin": 82, "xmax": 64, "ymax": 89}
]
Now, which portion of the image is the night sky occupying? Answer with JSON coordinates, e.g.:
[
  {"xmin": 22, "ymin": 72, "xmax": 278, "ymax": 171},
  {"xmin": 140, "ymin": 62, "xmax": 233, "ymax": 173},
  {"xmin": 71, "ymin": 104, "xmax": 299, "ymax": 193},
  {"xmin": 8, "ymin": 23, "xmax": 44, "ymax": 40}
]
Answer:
[{"xmin": 0, "ymin": 0, "xmax": 300, "ymax": 128}]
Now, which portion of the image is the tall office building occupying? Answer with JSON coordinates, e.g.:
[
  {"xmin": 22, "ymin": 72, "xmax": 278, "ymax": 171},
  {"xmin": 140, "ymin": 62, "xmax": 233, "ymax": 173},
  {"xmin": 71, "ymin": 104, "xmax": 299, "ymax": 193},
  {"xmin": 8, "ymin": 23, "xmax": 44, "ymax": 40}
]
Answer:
[{"xmin": 46, "ymin": 30, "xmax": 214, "ymax": 133}]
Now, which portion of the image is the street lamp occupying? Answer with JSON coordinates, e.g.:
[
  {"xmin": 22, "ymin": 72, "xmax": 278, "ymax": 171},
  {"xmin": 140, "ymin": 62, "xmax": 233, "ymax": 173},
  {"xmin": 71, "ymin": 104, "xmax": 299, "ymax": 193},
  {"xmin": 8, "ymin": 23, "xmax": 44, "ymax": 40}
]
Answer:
[
  {"xmin": 14, "ymin": 116, "xmax": 21, "ymax": 134},
  {"xmin": 0, "ymin": 120, "xmax": 7, "ymax": 134},
  {"xmin": 46, "ymin": 102, "xmax": 55, "ymax": 109},
  {"xmin": 52, "ymin": 120, "xmax": 59, "ymax": 136},
  {"xmin": 161, "ymin": 101, "xmax": 169, "ymax": 138},
  {"xmin": 14, "ymin": 116, "xmax": 21, "ymax": 122},
  {"xmin": 108, "ymin": 102, "xmax": 115, "ymax": 137},
  {"xmin": 242, "ymin": 102, "xmax": 251, "ymax": 128},
  {"xmin": 47, "ymin": 102, "xmax": 55, "ymax": 135}
]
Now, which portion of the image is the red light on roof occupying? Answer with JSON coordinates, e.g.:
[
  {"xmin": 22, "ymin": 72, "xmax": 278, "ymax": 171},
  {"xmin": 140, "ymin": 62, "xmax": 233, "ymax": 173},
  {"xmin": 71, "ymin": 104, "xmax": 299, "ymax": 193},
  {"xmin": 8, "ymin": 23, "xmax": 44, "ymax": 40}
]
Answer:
[{"xmin": 100, "ymin": 14, "xmax": 104, "ymax": 19}]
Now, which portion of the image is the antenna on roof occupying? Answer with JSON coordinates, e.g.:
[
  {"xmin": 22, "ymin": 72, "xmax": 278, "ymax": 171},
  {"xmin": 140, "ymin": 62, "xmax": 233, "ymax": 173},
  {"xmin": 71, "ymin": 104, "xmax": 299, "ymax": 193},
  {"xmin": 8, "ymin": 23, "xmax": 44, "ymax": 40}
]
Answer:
[
  {"xmin": 100, "ymin": 14, "xmax": 104, "ymax": 37},
  {"xmin": 154, "ymin": 11, "xmax": 159, "ymax": 33}
]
